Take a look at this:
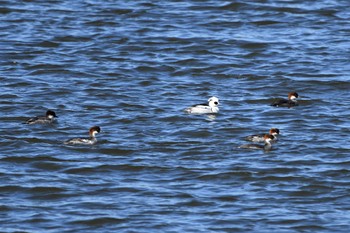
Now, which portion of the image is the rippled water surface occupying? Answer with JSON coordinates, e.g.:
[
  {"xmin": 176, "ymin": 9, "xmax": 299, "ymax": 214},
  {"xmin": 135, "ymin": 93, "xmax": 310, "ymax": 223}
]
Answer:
[{"xmin": 1, "ymin": 0, "xmax": 350, "ymax": 232}]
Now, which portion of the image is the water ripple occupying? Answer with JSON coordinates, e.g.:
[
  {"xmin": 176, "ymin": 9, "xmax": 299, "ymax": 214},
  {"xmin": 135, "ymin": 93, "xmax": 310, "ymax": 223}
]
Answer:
[{"xmin": 1, "ymin": 0, "xmax": 350, "ymax": 232}]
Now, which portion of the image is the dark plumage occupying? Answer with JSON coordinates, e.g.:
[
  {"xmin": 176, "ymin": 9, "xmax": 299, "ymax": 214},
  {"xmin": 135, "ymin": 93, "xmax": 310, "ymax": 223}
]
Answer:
[
  {"xmin": 271, "ymin": 92, "xmax": 299, "ymax": 107},
  {"xmin": 24, "ymin": 110, "xmax": 58, "ymax": 124}
]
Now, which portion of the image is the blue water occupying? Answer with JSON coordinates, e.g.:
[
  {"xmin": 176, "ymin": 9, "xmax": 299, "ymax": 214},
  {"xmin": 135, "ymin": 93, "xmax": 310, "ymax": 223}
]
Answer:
[{"xmin": 1, "ymin": 0, "xmax": 350, "ymax": 232}]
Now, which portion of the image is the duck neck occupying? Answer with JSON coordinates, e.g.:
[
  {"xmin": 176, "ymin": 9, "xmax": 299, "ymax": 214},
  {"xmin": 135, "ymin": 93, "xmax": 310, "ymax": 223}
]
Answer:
[
  {"xmin": 211, "ymin": 106, "xmax": 219, "ymax": 113},
  {"xmin": 264, "ymin": 141, "xmax": 272, "ymax": 150},
  {"xmin": 89, "ymin": 131, "xmax": 97, "ymax": 139}
]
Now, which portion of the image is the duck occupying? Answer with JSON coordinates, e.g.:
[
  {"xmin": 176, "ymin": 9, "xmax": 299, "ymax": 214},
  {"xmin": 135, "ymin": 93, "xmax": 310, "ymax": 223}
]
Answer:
[
  {"xmin": 24, "ymin": 110, "xmax": 58, "ymax": 124},
  {"xmin": 185, "ymin": 96, "xmax": 219, "ymax": 114},
  {"xmin": 244, "ymin": 128, "xmax": 280, "ymax": 143},
  {"xmin": 64, "ymin": 126, "xmax": 101, "ymax": 145},
  {"xmin": 271, "ymin": 92, "xmax": 299, "ymax": 107}
]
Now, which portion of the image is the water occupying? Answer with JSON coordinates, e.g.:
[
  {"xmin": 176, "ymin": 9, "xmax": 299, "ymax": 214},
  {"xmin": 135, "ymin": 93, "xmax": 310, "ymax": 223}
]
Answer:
[{"xmin": 1, "ymin": 0, "xmax": 350, "ymax": 232}]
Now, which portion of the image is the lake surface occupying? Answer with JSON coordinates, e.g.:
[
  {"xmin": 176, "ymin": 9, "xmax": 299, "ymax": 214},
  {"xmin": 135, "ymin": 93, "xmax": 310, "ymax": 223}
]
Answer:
[{"xmin": 1, "ymin": 0, "xmax": 350, "ymax": 232}]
